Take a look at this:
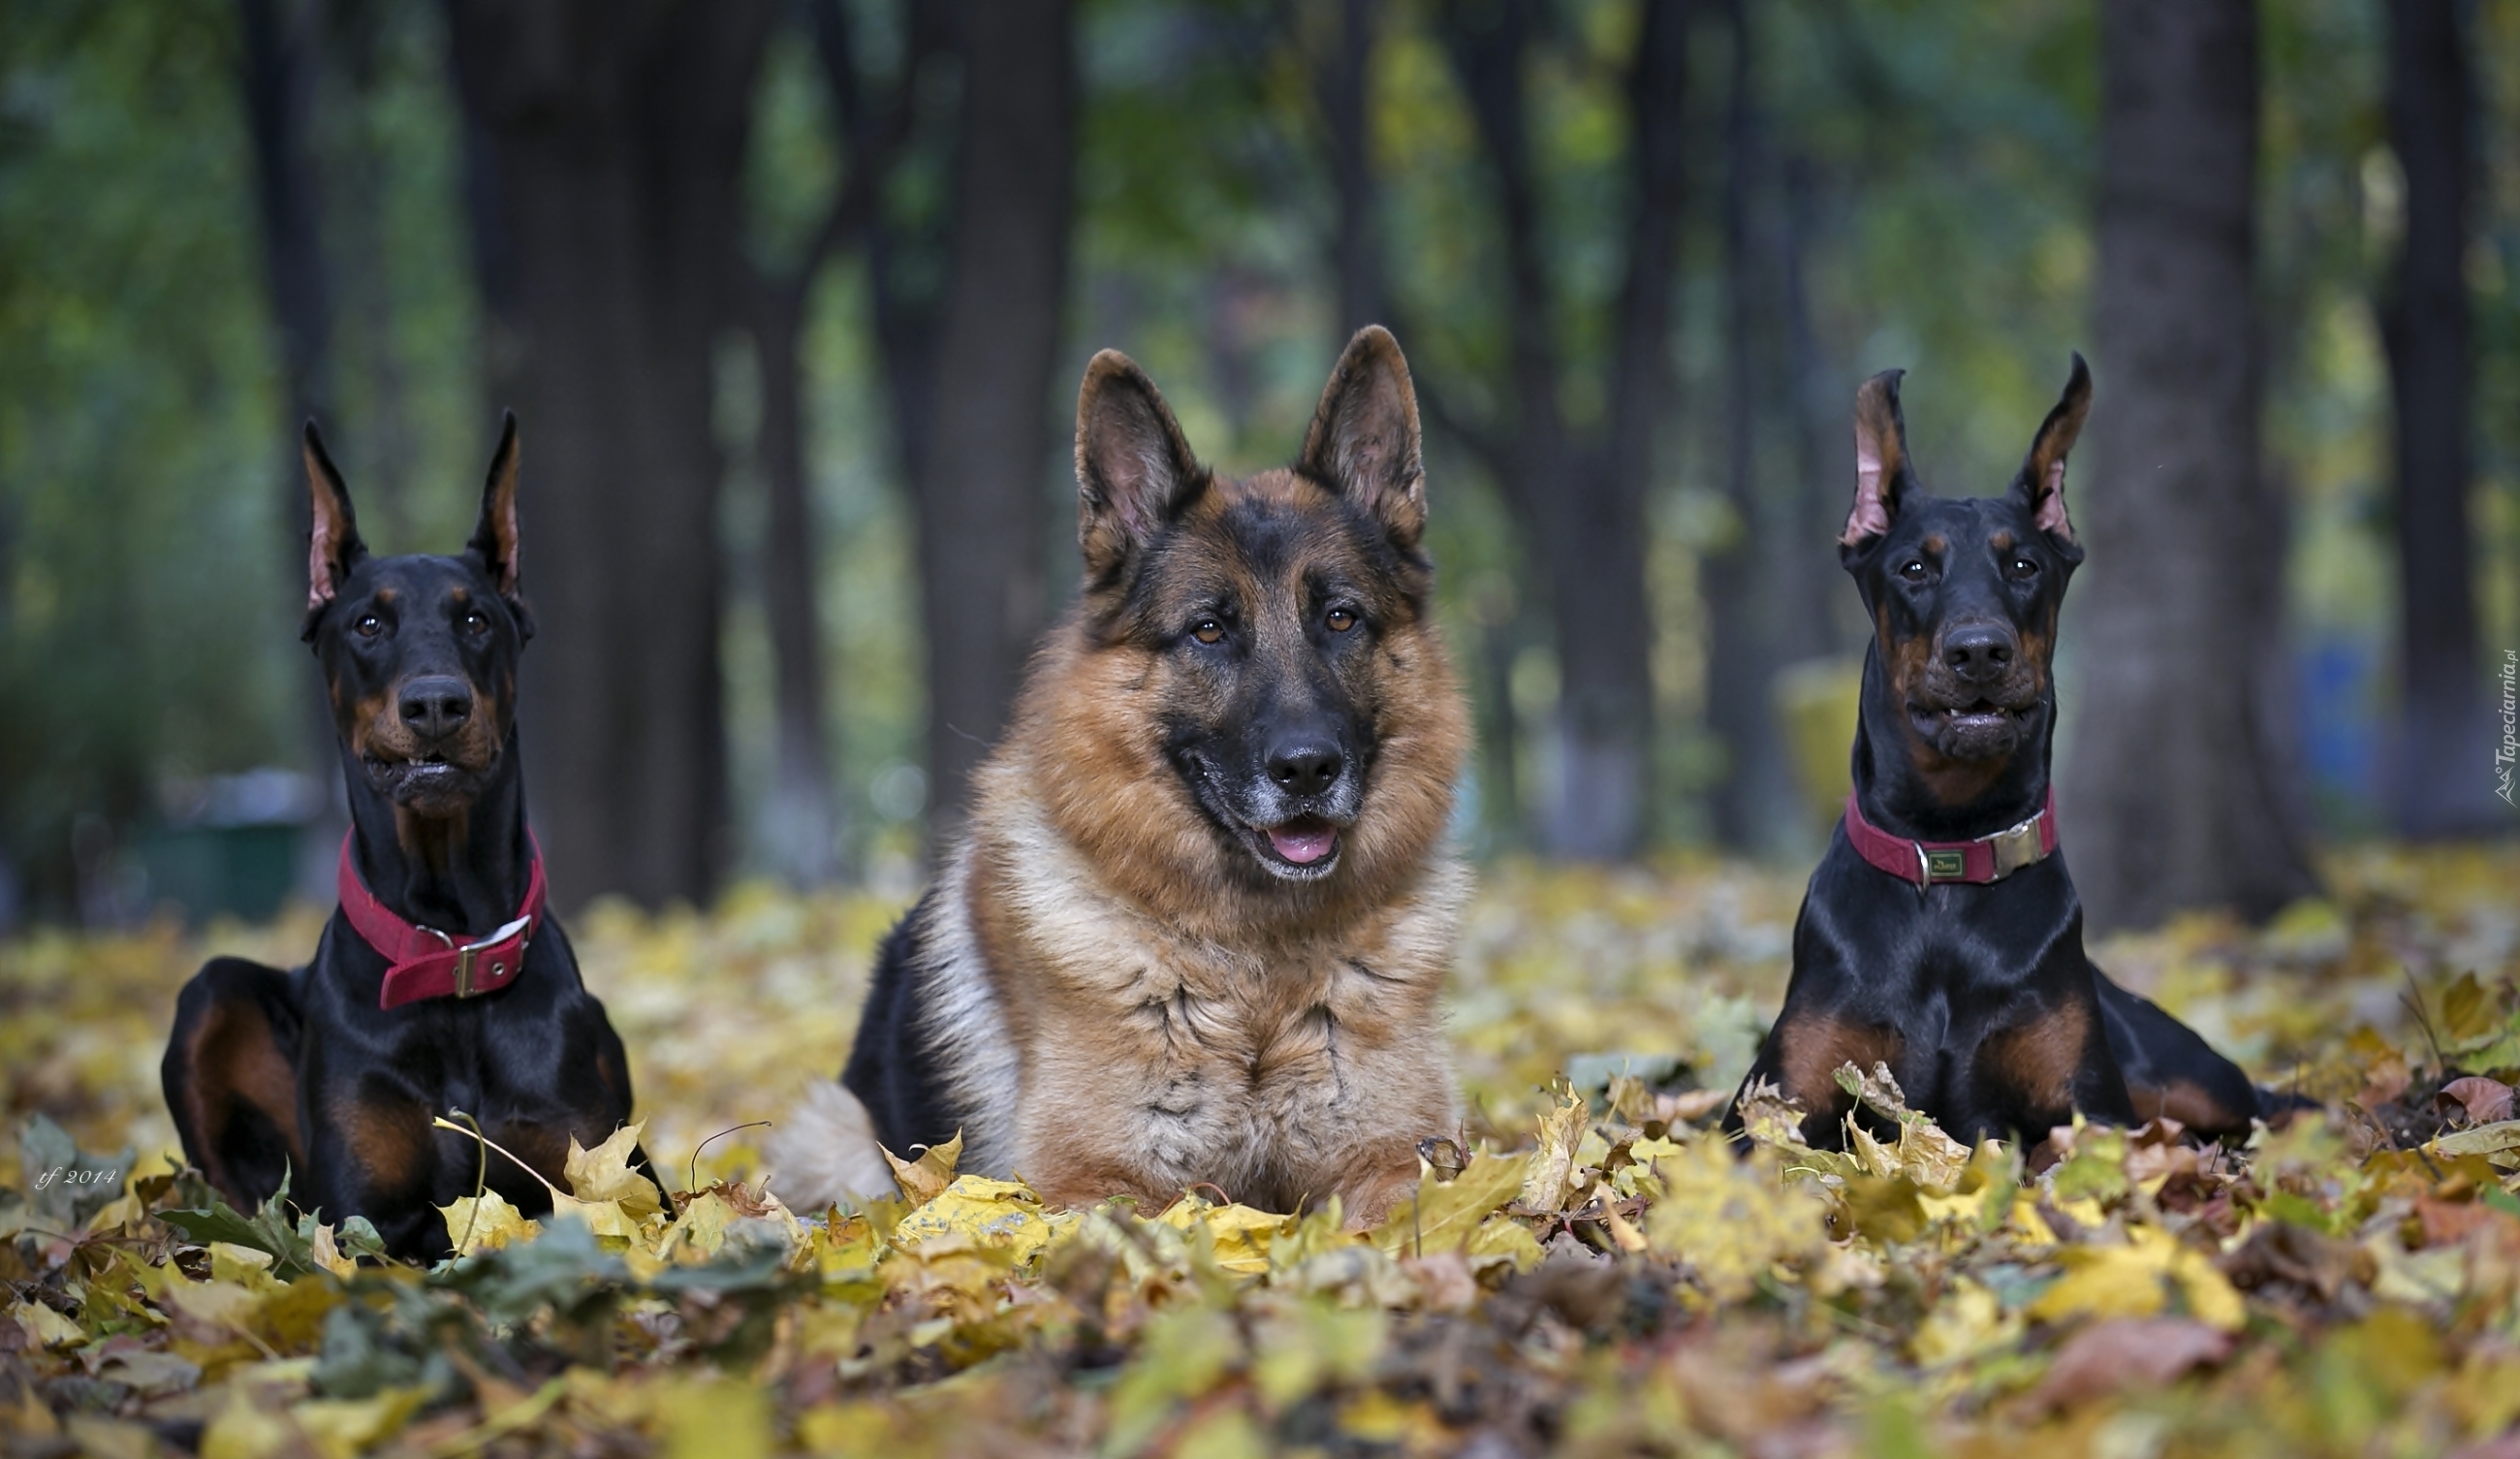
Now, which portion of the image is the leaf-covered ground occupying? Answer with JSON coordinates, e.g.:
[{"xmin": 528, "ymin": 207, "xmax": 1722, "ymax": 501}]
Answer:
[{"xmin": 5, "ymin": 842, "xmax": 2520, "ymax": 1457}]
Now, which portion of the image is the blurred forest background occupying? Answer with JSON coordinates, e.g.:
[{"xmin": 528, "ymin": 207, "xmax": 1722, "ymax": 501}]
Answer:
[{"xmin": 1, "ymin": 0, "xmax": 2513, "ymax": 936}]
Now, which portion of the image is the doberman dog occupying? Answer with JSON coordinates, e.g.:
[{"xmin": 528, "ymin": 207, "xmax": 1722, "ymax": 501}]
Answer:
[
  {"xmin": 1731, "ymin": 356, "xmax": 2289, "ymax": 1149},
  {"xmin": 162, "ymin": 417, "xmax": 640, "ymax": 1260}
]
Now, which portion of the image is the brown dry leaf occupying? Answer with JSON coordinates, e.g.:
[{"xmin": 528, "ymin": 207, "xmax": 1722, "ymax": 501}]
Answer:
[
  {"xmin": 2437, "ymin": 1076, "xmax": 2516, "ymax": 1126},
  {"xmin": 2028, "ymin": 1317, "xmax": 2233, "ymax": 1412},
  {"xmin": 1520, "ymin": 1084, "xmax": 1588, "ymax": 1213},
  {"xmin": 882, "ymin": 1130, "xmax": 964, "ymax": 1206},
  {"xmin": 1732, "ymin": 1077, "xmax": 1807, "ymax": 1149}
]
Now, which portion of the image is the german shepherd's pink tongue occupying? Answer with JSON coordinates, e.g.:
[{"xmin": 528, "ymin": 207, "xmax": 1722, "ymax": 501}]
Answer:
[{"xmin": 1268, "ymin": 817, "xmax": 1338, "ymax": 865}]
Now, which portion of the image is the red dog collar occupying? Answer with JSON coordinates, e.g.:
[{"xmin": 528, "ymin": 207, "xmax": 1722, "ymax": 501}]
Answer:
[
  {"xmin": 1843, "ymin": 789, "xmax": 2058, "ymax": 888},
  {"xmin": 337, "ymin": 832, "xmax": 546, "ymax": 1009}
]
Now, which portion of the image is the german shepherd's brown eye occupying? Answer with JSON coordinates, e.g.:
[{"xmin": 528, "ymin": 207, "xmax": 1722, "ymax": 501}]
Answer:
[
  {"xmin": 355, "ymin": 614, "xmax": 384, "ymax": 639},
  {"xmin": 2006, "ymin": 555, "xmax": 2039, "ymax": 580},
  {"xmin": 1190, "ymin": 618, "xmax": 1226, "ymax": 645},
  {"xmin": 1325, "ymin": 607, "xmax": 1357, "ymax": 633},
  {"xmin": 460, "ymin": 609, "xmax": 490, "ymax": 635},
  {"xmin": 1898, "ymin": 560, "xmax": 1930, "ymax": 584}
]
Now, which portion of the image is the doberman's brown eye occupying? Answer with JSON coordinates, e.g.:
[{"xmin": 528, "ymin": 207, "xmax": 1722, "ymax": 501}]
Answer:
[
  {"xmin": 1190, "ymin": 618, "xmax": 1225, "ymax": 645},
  {"xmin": 2008, "ymin": 555, "xmax": 2039, "ymax": 580},
  {"xmin": 1326, "ymin": 607, "xmax": 1357, "ymax": 633},
  {"xmin": 460, "ymin": 610, "xmax": 490, "ymax": 635},
  {"xmin": 1898, "ymin": 560, "xmax": 1930, "ymax": 584},
  {"xmin": 355, "ymin": 614, "xmax": 384, "ymax": 639}
]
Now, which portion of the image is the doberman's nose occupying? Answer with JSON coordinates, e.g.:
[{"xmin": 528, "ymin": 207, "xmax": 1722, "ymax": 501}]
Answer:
[
  {"xmin": 1267, "ymin": 737, "xmax": 1345, "ymax": 798},
  {"xmin": 398, "ymin": 676, "xmax": 474, "ymax": 739},
  {"xmin": 1942, "ymin": 624, "xmax": 2017, "ymax": 683}
]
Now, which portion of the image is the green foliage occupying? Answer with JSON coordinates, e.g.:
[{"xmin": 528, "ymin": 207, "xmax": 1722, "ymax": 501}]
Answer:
[{"xmin": 2, "ymin": 0, "xmax": 2512, "ymax": 908}]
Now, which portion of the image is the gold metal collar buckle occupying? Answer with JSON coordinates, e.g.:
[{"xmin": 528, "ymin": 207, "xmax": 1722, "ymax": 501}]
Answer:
[{"xmin": 1979, "ymin": 812, "xmax": 2047, "ymax": 880}]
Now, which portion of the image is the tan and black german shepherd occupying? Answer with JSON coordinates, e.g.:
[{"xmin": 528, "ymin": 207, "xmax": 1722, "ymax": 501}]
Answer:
[{"xmin": 769, "ymin": 327, "xmax": 1469, "ymax": 1225}]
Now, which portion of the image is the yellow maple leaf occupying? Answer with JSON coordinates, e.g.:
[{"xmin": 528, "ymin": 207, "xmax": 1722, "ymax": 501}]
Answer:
[
  {"xmin": 882, "ymin": 1130, "xmax": 964, "ymax": 1206},
  {"xmin": 289, "ymin": 1387, "xmax": 428, "ymax": 1459},
  {"xmin": 8, "ymin": 1299, "xmax": 81, "ymax": 1348},
  {"xmin": 1643, "ymin": 1136, "xmax": 1830, "ymax": 1302},
  {"xmin": 1153, "ymin": 1193, "xmax": 1294, "ymax": 1275},
  {"xmin": 2027, "ymin": 1225, "xmax": 2244, "ymax": 1332},
  {"xmin": 889, "ymin": 1175, "xmax": 1055, "ymax": 1264},
  {"xmin": 565, "ymin": 1123, "xmax": 664, "ymax": 1219},
  {"xmin": 1912, "ymin": 1278, "xmax": 2019, "ymax": 1367},
  {"xmin": 438, "ymin": 1189, "xmax": 540, "ymax": 1256},
  {"xmin": 1370, "ymin": 1151, "xmax": 1530, "ymax": 1258}
]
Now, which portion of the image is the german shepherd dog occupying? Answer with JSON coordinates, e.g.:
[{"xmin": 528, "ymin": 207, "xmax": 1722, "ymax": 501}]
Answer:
[{"xmin": 770, "ymin": 327, "xmax": 1469, "ymax": 1225}]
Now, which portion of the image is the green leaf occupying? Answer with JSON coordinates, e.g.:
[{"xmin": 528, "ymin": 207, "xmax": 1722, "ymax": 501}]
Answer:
[{"xmin": 160, "ymin": 1176, "xmax": 320, "ymax": 1280}]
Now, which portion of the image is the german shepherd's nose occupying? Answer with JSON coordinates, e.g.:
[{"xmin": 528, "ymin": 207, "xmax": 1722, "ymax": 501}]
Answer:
[
  {"xmin": 1267, "ymin": 735, "xmax": 1345, "ymax": 798},
  {"xmin": 398, "ymin": 676, "xmax": 473, "ymax": 739}
]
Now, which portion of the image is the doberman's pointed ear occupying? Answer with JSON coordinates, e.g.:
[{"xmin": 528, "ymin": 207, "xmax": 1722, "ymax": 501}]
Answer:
[
  {"xmin": 1843, "ymin": 368, "xmax": 1917, "ymax": 553},
  {"xmin": 2012, "ymin": 352, "xmax": 2090, "ymax": 551},
  {"xmin": 302, "ymin": 421, "xmax": 366, "ymax": 621},
  {"xmin": 1075, "ymin": 349, "xmax": 1208, "ymax": 584},
  {"xmin": 1297, "ymin": 325, "xmax": 1427, "ymax": 549},
  {"xmin": 467, "ymin": 411, "xmax": 527, "ymax": 607}
]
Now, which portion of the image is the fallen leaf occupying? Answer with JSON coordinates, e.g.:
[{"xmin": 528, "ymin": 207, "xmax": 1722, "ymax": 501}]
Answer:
[
  {"xmin": 1371, "ymin": 1151, "xmax": 1528, "ymax": 1258},
  {"xmin": 2029, "ymin": 1317, "xmax": 2233, "ymax": 1411},
  {"xmin": 2438, "ymin": 1077, "xmax": 2516, "ymax": 1127},
  {"xmin": 1521, "ymin": 1084, "xmax": 1589, "ymax": 1213},
  {"xmin": 889, "ymin": 1175, "xmax": 1055, "ymax": 1264},
  {"xmin": 438, "ymin": 1189, "xmax": 541, "ymax": 1256},
  {"xmin": 1644, "ymin": 1137, "xmax": 1830, "ymax": 1302},
  {"xmin": 566, "ymin": 1122, "xmax": 665, "ymax": 1218},
  {"xmin": 2434, "ymin": 1120, "xmax": 2520, "ymax": 1158},
  {"xmin": 881, "ymin": 1130, "xmax": 964, "ymax": 1206}
]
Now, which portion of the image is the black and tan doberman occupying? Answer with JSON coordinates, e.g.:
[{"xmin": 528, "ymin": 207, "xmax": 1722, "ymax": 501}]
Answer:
[
  {"xmin": 1731, "ymin": 357, "xmax": 2295, "ymax": 1148},
  {"xmin": 162, "ymin": 417, "xmax": 640, "ymax": 1260}
]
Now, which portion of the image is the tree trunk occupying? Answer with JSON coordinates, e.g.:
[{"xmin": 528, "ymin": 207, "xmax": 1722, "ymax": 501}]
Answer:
[
  {"xmin": 1320, "ymin": 0, "xmax": 1381, "ymax": 335},
  {"xmin": 740, "ymin": 0, "xmax": 911, "ymax": 887},
  {"xmin": 444, "ymin": 1, "xmax": 776, "ymax": 908},
  {"xmin": 1774, "ymin": 152, "xmax": 1844, "ymax": 666},
  {"xmin": 1434, "ymin": 0, "xmax": 1690, "ymax": 861},
  {"xmin": 751, "ymin": 279, "xmax": 842, "ymax": 886},
  {"xmin": 238, "ymin": 0, "xmax": 332, "ymax": 450},
  {"xmin": 1703, "ymin": 0, "xmax": 1795, "ymax": 853},
  {"xmin": 898, "ymin": 0, "xmax": 1078, "ymax": 842},
  {"xmin": 2381, "ymin": 0, "xmax": 2490, "ymax": 836},
  {"xmin": 2063, "ymin": 0, "xmax": 2317, "ymax": 932}
]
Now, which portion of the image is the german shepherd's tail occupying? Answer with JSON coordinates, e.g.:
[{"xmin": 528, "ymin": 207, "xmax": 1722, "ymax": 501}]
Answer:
[{"xmin": 763, "ymin": 1080, "xmax": 897, "ymax": 1210}]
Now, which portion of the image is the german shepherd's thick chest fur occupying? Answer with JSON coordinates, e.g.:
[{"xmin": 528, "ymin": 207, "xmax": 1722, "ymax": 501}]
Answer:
[{"xmin": 772, "ymin": 328, "xmax": 1469, "ymax": 1225}]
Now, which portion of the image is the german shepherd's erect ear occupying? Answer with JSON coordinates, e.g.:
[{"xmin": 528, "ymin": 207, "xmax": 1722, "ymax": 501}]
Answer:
[
  {"xmin": 1075, "ymin": 349, "xmax": 1210, "ymax": 584},
  {"xmin": 1299, "ymin": 325, "xmax": 1427, "ymax": 550}
]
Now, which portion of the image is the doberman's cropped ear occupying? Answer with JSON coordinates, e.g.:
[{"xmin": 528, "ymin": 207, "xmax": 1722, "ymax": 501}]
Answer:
[
  {"xmin": 2011, "ymin": 353, "xmax": 2090, "ymax": 552},
  {"xmin": 466, "ymin": 411, "xmax": 529, "ymax": 615},
  {"xmin": 1843, "ymin": 369, "xmax": 1917, "ymax": 553},
  {"xmin": 302, "ymin": 422, "xmax": 366, "ymax": 621},
  {"xmin": 1076, "ymin": 349, "xmax": 1209, "ymax": 584},
  {"xmin": 1298, "ymin": 325, "xmax": 1427, "ymax": 549}
]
